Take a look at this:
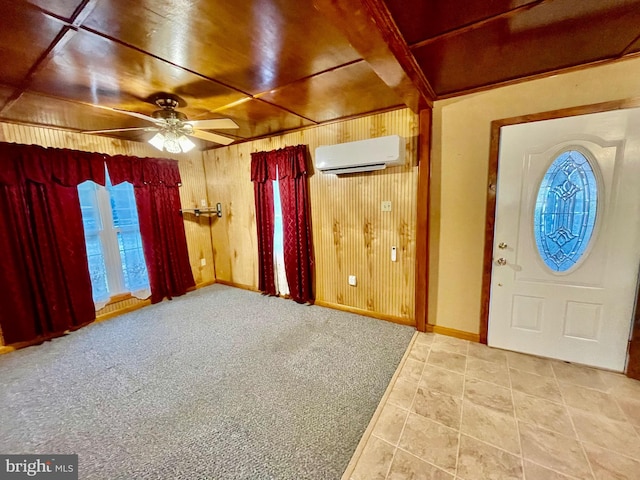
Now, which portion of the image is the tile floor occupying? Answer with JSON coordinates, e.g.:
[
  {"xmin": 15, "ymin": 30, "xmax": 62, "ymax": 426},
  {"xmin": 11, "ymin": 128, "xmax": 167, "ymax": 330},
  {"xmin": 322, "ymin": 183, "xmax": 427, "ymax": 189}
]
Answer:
[{"xmin": 344, "ymin": 332, "xmax": 640, "ymax": 480}]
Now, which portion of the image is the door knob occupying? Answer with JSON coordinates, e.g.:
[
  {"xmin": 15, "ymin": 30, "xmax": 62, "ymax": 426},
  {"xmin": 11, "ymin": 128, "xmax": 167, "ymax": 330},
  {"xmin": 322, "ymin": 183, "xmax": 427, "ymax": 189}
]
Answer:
[
  {"xmin": 498, "ymin": 242, "xmax": 508, "ymax": 249},
  {"xmin": 496, "ymin": 258, "xmax": 507, "ymax": 266}
]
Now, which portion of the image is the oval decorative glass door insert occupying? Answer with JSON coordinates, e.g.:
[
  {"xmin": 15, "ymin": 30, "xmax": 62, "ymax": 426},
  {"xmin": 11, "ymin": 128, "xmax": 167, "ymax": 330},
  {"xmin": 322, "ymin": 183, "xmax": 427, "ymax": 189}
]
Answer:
[{"xmin": 534, "ymin": 150, "xmax": 598, "ymax": 272}]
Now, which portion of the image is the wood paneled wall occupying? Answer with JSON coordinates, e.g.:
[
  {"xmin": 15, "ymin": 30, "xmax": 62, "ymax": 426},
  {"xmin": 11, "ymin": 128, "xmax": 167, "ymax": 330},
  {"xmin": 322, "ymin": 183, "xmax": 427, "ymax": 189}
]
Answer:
[
  {"xmin": 204, "ymin": 108, "xmax": 419, "ymax": 323},
  {"xmin": 0, "ymin": 123, "xmax": 214, "ymax": 345}
]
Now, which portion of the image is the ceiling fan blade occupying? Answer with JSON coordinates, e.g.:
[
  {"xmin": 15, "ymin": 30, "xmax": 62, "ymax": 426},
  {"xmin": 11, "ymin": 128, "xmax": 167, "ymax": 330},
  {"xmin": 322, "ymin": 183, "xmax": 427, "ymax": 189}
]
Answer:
[
  {"xmin": 190, "ymin": 129, "xmax": 235, "ymax": 146},
  {"xmin": 111, "ymin": 108, "xmax": 162, "ymax": 124},
  {"xmin": 186, "ymin": 118, "xmax": 239, "ymax": 130},
  {"xmin": 83, "ymin": 127, "xmax": 156, "ymax": 134}
]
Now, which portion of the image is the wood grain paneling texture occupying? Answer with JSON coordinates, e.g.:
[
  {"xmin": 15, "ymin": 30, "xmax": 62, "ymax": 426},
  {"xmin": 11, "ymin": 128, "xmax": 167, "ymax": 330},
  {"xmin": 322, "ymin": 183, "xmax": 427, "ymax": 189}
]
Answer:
[
  {"xmin": 0, "ymin": 122, "xmax": 214, "ymax": 345},
  {"xmin": 204, "ymin": 108, "xmax": 419, "ymax": 323}
]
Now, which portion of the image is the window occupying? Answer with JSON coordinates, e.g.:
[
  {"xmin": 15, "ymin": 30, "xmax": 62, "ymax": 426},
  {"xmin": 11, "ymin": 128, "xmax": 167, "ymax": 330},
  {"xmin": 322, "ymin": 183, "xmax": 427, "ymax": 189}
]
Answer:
[
  {"xmin": 273, "ymin": 168, "xmax": 289, "ymax": 295},
  {"xmin": 78, "ymin": 170, "xmax": 150, "ymax": 304},
  {"xmin": 534, "ymin": 150, "xmax": 598, "ymax": 272}
]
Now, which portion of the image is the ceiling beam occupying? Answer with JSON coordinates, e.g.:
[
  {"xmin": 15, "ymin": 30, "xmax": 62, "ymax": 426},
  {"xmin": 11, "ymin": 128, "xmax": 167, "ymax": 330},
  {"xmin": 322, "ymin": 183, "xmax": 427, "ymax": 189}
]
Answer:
[{"xmin": 313, "ymin": 0, "xmax": 435, "ymax": 111}]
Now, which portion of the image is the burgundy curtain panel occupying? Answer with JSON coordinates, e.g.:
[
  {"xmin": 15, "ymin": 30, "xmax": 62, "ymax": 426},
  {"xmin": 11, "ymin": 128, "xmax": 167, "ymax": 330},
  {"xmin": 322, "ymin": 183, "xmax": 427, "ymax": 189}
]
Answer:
[
  {"xmin": 250, "ymin": 151, "xmax": 277, "ymax": 295},
  {"xmin": 251, "ymin": 145, "xmax": 314, "ymax": 303},
  {"xmin": 0, "ymin": 144, "xmax": 105, "ymax": 344},
  {"xmin": 276, "ymin": 146, "xmax": 314, "ymax": 303},
  {"xmin": 106, "ymin": 156, "xmax": 195, "ymax": 303}
]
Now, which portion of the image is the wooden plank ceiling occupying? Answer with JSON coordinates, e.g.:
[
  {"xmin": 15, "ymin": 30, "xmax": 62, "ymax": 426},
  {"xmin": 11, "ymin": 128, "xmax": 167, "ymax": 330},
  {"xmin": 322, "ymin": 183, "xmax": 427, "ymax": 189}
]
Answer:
[{"xmin": 1, "ymin": 0, "xmax": 639, "ymax": 149}]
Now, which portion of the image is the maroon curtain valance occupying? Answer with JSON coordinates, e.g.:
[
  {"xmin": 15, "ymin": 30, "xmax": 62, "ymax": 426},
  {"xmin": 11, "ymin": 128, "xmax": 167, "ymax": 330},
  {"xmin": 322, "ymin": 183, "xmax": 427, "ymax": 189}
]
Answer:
[
  {"xmin": 106, "ymin": 155, "xmax": 182, "ymax": 187},
  {"xmin": 0, "ymin": 141, "xmax": 184, "ymax": 188},
  {"xmin": 0, "ymin": 143, "xmax": 106, "ymax": 186},
  {"xmin": 250, "ymin": 145, "xmax": 308, "ymax": 182},
  {"xmin": 250, "ymin": 151, "xmax": 276, "ymax": 183},
  {"xmin": 276, "ymin": 145, "xmax": 308, "ymax": 179}
]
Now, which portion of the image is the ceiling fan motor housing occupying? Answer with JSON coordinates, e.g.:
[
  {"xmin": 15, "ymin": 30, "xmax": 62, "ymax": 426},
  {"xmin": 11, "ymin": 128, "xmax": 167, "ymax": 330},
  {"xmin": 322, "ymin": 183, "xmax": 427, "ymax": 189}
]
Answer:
[{"xmin": 152, "ymin": 96, "xmax": 187, "ymax": 123}]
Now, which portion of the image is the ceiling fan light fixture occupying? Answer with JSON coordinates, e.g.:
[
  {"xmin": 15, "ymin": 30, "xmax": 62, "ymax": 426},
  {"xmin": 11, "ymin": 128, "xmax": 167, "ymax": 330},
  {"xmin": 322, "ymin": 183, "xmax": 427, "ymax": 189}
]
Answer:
[
  {"xmin": 178, "ymin": 135, "xmax": 196, "ymax": 153},
  {"xmin": 163, "ymin": 135, "xmax": 182, "ymax": 154},
  {"xmin": 148, "ymin": 130, "xmax": 194, "ymax": 154},
  {"xmin": 148, "ymin": 132, "xmax": 166, "ymax": 150}
]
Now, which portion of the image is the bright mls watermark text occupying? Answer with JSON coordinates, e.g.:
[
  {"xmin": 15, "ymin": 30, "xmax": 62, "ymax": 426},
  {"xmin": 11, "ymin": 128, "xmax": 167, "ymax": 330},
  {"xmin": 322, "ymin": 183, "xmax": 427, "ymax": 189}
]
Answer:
[{"xmin": 0, "ymin": 455, "xmax": 77, "ymax": 479}]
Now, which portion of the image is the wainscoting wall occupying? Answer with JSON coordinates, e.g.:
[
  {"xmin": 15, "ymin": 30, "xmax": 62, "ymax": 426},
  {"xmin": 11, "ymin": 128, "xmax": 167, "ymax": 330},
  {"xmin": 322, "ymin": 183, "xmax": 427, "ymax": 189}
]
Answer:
[{"xmin": 204, "ymin": 108, "xmax": 419, "ymax": 324}]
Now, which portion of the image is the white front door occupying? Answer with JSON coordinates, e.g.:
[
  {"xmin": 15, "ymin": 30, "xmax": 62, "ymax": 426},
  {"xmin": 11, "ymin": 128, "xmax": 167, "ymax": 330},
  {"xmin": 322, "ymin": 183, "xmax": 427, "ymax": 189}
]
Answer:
[{"xmin": 488, "ymin": 108, "xmax": 640, "ymax": 371}]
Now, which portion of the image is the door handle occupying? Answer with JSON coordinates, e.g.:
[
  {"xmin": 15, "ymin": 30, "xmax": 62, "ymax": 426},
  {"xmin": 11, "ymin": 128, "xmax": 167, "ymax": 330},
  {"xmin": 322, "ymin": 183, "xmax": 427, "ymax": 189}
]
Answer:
[{"xmin": 495, "ymin": 258, "xmax": 507, "ymax": 266}]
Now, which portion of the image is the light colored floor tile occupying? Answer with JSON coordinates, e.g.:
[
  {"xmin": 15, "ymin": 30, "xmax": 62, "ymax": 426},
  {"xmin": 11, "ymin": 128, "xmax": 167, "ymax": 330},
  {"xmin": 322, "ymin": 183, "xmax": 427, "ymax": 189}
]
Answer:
[
  {"xmin": 398, "ymin": 358, "xmax": 425, "ymax": 383},
  {"xmin": 427, "ymin": 350, "xmax": 466, "ymax": 374},
  {"xmin": 523, "ymin": 461, "xmax": 579, "ymax": 480},
  {"xmin": 600, "ymin": 371, "xmax": 640, "ymax": 398},
  {"xmin": 412, "ymin": 387, "xmax": 462, "ymax": 429},
  {"xmin": 559, "ymin": 382, "xmax": 626, "ymax": 422},
  {"xmin": 431, "ymin": 335, "xmax": 469, "ymax": 356},
  {"xmin": 509, "ymin": 368, "xmax": 562, "ymax": 402},
  {"xmin": 387, "ymin": 379, "xmax": 419, "ymax": 410},
  {"xmin": 465, "ymin": 356, "xmax": 510, "ymax": 388},
  {"xmin": 415, "ymin": 332, "xmax": 435, "ymax": 346},
  {"xmin": 506, "ymin": 351, "xmax": 554, "ymax": 377},
  {"xmin": 460, "ymin": 400, "xmax": 520, "ymax": 455},
  {"xmin": 518, "ymin": 421, "xmax": 592, "ymax": 479},
  {"xmin": 350, "ymin": 435, "xmax": 395, "ymax": 480},
  {"xmin": 387, "ymin": 449, "xmax": 453, "ymax": 480},
  {"xmin": 456, "ymin": 434, "xmax": 523, "ymax": 480},
  {"xmin": 372, "ymin": 403, "xmax": 409, "ymax": 446},
  {"xmin": 345, "ymin": 342, "xmax": 640, "ymax": 480},
  {"xmin": 583, "ymin": 442, "xmax": 640, "ymax": 480},
  {"xmin": 464, "ymin": 378, "xmax": 513, "ymax": 415},
  {"xmin": 398, "ymin": 413, "xmax": 459, "ymax": 473},
  {"xmin": 552, "ymin": 362, "xmax": 608, "ymax": 391},
  {"xmin": 420, "ymin": 366, "xmax": 464, "ymax": 398},
  {"xmin": 409, "ymin": 342, "xmax": 431, "ymax": 363},
  {"xmin": 616, "ymin": 396, "xmax": 640, "ymax": 427},
  {"xmin": 569, "ymin": 408, "xmax": 640, "ymax": 459},
  {"xmin": 467, "ymin": 342, "xmax": 508, "ymax": 365},
  {"xmin": 512, "ymin": 391, "xmax": 575, "ymax": 437}
]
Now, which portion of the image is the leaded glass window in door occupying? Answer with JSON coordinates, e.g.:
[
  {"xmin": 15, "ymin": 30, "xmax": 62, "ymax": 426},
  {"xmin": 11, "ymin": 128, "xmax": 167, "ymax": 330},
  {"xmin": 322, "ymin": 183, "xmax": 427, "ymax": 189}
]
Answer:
[{"xmin": 534, "ymin": 150, "xmax": 598, "ymax": 272}]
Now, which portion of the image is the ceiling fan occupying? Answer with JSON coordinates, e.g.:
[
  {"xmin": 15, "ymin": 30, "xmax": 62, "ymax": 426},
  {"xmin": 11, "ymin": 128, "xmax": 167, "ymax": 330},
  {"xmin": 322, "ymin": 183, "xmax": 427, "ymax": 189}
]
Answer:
[{"xmin": 83, "ymin": 94, "xmax": 239, "ymax": 153}]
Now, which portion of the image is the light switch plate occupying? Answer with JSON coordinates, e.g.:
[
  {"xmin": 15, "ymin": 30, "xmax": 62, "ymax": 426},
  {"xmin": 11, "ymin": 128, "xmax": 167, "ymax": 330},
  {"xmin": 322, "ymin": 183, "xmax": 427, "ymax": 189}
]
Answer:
[
  {"xmin": 348, "ymin": 275, "xmax": 357, "ymax": 286},
  {"xmin": 200, "ymin": 258, "xmax": 207, "ymax": 267}
]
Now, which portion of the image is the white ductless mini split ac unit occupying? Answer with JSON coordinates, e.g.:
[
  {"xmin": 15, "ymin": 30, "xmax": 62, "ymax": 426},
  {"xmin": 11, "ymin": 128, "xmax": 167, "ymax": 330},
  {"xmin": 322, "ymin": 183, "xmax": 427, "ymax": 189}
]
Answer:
[{"xmin": 314, "ymin": 135, "xmax": 405, "ymax": 175}]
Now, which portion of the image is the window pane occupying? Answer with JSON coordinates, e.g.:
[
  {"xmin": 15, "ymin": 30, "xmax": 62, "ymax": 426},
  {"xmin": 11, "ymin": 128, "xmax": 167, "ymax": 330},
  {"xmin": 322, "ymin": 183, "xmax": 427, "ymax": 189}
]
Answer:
[
  {"xmin": 108, "ymin": 181, "xmax": 138, "ymax": 228},
  {"xmin": 534, "ymin": 150, "xmax": 598, "ymax": 272},
  {"xmin": 78, "ymin": 181, "xmax": 109, "ymax": 301},
  {"xmin": 85, "ymin": 234, "xmax": 109, "ymax": 301},
  {"xmin": 117, "ymin": 230, "xmax": 149, "ymax": 292},
  {"xmin": 108, "ymin": 179, "xmax": 149, "ymax": 292},
  {"xmin": 77, "ymin": 181, "xmax": 102, "ymax": 234}
]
